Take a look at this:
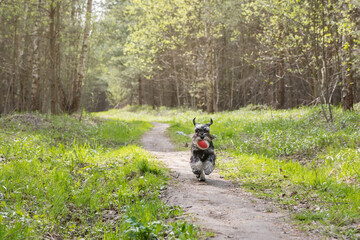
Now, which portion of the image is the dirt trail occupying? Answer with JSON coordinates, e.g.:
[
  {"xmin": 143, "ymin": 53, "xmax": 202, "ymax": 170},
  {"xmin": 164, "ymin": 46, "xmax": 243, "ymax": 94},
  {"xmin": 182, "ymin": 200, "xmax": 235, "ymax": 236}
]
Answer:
[{"xmin": 141, "ymin": 123, "xmax": 314, "ymax": 240}]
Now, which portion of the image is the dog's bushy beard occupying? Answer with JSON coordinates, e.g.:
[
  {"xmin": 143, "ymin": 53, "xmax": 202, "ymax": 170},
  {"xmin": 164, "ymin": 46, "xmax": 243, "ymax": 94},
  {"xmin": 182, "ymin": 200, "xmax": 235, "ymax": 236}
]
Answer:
[{"xmin": 192, "ymin": 135, "xmax": 213, "ymax": 149}]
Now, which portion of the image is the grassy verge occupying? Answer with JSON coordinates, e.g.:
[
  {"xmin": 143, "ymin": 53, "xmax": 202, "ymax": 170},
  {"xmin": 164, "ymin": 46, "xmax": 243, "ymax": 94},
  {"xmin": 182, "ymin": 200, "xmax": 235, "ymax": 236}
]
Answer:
[
  {"xmin": 214, "ymin": 107, "xmax": 360, "ymax": 239},
  {"xmin": 0, "ymin": 113, "xmax": 198, "ymax": 239},
  {"xmin": 165, "ymin": 123, "xmax": 192, "ymax": 151},
  {"xmin": 95, "ymin": 106, "xmax": 200, "ymax": 151},
  {"xmin": 10, "ymin": 105, "xmax": 357, "ymax": 238},
  {"xmin": 162, "ymin": 105, "xmax": 360, "ymax": 239}
]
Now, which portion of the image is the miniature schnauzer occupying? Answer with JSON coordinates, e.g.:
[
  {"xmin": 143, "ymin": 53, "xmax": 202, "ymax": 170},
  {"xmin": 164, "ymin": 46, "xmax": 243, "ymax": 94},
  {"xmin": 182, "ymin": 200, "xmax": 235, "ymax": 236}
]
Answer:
[{"xmin": 190, "ymin": 118, "xmax": 216, "ymax": 181}]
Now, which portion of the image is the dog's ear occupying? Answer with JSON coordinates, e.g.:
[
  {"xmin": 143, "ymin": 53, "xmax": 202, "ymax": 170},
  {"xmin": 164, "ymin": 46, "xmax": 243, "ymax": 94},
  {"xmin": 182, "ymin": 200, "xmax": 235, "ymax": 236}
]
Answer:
[
  {"xmin": 207, "ymin": 118, "xmax": 213, "ymax": 126},
  {"xmin": 193, "ymin": 117, "xmax": 196, "ymax": 126}
]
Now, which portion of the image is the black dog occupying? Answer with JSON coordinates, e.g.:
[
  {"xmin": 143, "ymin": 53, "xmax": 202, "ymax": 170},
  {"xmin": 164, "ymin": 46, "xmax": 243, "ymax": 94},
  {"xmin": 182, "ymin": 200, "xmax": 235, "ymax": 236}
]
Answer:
[{"xmin": 190, "ymin": 118, "xmax": 216, "ymax": 181}]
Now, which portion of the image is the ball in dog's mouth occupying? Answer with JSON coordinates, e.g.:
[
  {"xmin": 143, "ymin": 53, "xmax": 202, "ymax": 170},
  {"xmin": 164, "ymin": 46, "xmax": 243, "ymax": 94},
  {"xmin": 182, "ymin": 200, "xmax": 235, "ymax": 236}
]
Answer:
[{"xmin": 197, "ymin": 140, "xmax": 209, "ymax": 150}]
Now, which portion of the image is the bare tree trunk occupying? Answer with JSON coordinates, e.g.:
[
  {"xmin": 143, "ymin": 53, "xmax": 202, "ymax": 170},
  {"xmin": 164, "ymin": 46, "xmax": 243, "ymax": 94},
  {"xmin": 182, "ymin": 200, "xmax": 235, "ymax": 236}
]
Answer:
[
  {"xmin": 151, "ymin": 78, "xmax": 156, "ymax": 109},
  {"xmin": 320, "ymin": 1, "xmax": 333, "ymax": 121},
  {"xmin": 67, "ymin": 0, "xmax": 79, "ymax": 111},
  {"xmin": 204, "ymin": 18, "xmax": 215, "ymax": 113},
  {"xmin": 211, "ymin": 46, "xmax": 216, "ymax": 112},
  {"xmin": 55, "ymin": 2, "xmax": 66, "ymax": 112},
  {"xmin": 13, "ymin": 15, "xmax": 20, "ymax": 112},
  {"xmin": 20, "ymin": 0, "xmax": 32, "ymax": 112},
  {"xmin": 31, "ymin": 0, "xmax": 41, "ymax": 111},
  {"xmin": 5, "ymin": 15, "xmax": 18, "ymax": 114},
  {"xmin": 173, "ymin": 52, "xmax": 181, "ymax": 107},
  {"xmin": 276, "ymin": 59, "xmax": 285, "ymax": 109},
  {"xmin": 342, "ymin": 36, "xmax": 354, "ymax": 111},
  {"xmin": 70, "ymin": 0, "xmax": 92, "ymax": 113},
  {"xmin": 229, "ymin": 47, "xmax": 235, "ymax": 109},
  {"xmin": 276, "ymin": 22, "xmax": 285, "ymax": 109},
  {"xmin": 217, "ymin": 27, "xmax": 227, "ymax": 111},
  {"xmin": 170, "ymin": 80, "xmax": 177, "ymax": 107},
  {"xmin": 160, "ymin": 78, "xmax": 164, "ymax": 106},
  {"xmin": 138, "ymin": 76, "xmax": 142, "ymax": 105},
  {"xmin": 49, "ymin": 0, "xmax": 57, "ymax": 114}
]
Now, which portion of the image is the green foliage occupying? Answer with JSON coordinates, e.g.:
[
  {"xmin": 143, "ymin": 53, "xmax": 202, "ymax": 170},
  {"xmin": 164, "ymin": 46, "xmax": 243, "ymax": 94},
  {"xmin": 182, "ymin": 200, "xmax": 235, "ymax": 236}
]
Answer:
[
  {"xmin": 211, "ymin": 107, "xmax": 360, "ymax": 238},
  {"xmin": 94, "ymin": 105, "xmax": 201, "ymax": 122},
  {"xmin": 0, "ymin": 113, "xmax": 198, "ymax": 239},
  {"xmin": 124, "ymin": 0, "xmax": 202, "ymax": 75},
  {"xmin": 86, "ymin": 0, "xmax": 142, "ymax": 107},
  {"xmin": 85, "ymin": 0, "xmax": 360, "ymax": 112},
  {"xmin": 2, "ymin": 105, "xmax": 359, "ymax": 238},
  {"xmin": 121, "ymin": 215, "xmax": 196, "ymax": 240},
  {"xmin": 166, "ymin": 123, "xmax": 192, "ymax": 150},
  {"xmin": 153, "ymin": 105, "xmax": 360, "ymax": 238},
  {"xmin": 97, "ymin": 119, "xmax": 152, "ymax": 146},
  {"xmin": 209, "ymin": 107, "xmax": 360, "ymax": 158},
  {"xmin": 295, "ymin": 211, "xmax": 327, "ymax": 223}
]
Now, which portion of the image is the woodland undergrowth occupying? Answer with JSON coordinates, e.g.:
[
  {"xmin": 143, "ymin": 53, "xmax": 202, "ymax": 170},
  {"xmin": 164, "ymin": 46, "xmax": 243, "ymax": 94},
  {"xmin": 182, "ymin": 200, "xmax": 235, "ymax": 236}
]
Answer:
[
  {"xmin": 105, "ymin": 104, "xmax": 360, "ymax": 239},
  {"xmin": 0, "ymin": 113, "xmax": 198, "ymax": 239},
  {"xmin": 2, "ymin": 105, "xmax": 359, "ymax": 239}
]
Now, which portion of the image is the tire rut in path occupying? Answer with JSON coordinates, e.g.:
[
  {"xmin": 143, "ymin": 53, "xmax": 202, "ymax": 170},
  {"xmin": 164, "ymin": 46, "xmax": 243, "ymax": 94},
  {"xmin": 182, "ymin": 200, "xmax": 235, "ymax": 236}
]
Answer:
[{"xmin": 141, "ymin": 122, "xmax": 314, "ymax": 240}]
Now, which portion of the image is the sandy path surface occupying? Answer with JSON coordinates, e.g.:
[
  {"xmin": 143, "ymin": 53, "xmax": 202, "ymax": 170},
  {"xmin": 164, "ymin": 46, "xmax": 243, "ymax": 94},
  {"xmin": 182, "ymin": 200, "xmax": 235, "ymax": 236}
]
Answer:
[{"xmin": 141, "ymin": 122, "xmax": 315, "ymax": 240}]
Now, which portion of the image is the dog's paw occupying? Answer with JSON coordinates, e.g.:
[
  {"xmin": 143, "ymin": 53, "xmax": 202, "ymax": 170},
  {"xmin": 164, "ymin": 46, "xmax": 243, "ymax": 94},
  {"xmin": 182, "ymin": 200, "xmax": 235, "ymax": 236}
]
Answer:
[
  {"xmin": 190, "ymin": 160, "xmax": 203, "ymax": 173},
  {"xmin": 204, "ymin": 161, "xmax": 215, "ymax": 175},
  {"xmin": 199, "ymin": 173, "xmax": 206, "ymax": 181}
]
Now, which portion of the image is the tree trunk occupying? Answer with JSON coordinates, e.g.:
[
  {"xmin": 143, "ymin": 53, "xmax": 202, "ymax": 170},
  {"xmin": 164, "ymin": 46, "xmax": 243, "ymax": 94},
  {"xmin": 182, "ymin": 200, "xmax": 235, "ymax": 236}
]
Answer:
[
  {"xmin": 55, "ymin": 1, "xmax": 66, "ymax": 112},
  {"xmin": 276, "ymin": 59, "xmax": 285, "ymax": 109},
  {"xmin": 49, "ymin": 0, "xmax": 57, "ymax": 114},
  {"xmin": 66, "ymin": 0, "xmax": 79, "ymax": 111},
  {"xmin": 205, "ymin": 19, "xmax": 215, "ymax": 113},
  {"xmin": 276, "ymin": 22, "xmax": 285, "ymax": 109},
  {"xmin": 31, "ymin": 0, "xmax": 41, "ymax": 111},
  {"xmin": 70, "ymin": 0, "xmax": 93, "ymax": 113},
  {"xmin": 5, "ymin": 15, "xmax": 18, "ymax": 114},
  {"xmin": 342, "ymin": 36, "xmax": 355, "ymax": 111},
  {"xmin": 218, "ymin": 27, "xmax": 227, "ymax": 111},
  {"xmin": 151, "ymin": 79, "xmax": 156, "ymax": 109},
  {"xmin": 138, "ymin": 76, "xmax": 142, "ymax": 105},
  {"xmin": 20, "ymin": 0, "xmax": 32, "ymax": 112},
  {"xmin": 173, "ymin": 52, "xmax": 181, "ymax": 107}
]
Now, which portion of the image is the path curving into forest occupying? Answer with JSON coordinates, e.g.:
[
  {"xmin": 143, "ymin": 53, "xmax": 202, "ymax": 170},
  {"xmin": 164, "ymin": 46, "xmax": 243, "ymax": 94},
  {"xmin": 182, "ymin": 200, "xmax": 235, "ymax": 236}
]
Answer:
[{"xmin": 141, "ymin": 122, "xmax": 315, "ymax": 240}]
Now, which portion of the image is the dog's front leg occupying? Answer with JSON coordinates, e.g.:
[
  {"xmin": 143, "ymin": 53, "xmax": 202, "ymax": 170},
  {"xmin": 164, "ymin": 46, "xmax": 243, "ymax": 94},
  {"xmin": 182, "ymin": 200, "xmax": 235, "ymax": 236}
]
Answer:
[
  {"xmin": 190, "ymin": 155, "xmax": 205, "ymax": 181},
  {"xmin": 203, "ymin": 154, "xmax": 216, "ymax": 175}
]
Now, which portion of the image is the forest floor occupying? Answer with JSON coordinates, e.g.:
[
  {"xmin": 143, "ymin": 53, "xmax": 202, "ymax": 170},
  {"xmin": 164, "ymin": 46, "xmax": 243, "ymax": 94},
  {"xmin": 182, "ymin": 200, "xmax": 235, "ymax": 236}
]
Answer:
[{"xmin": 141, "ymin": 122, "xmax": 318, "ymax": 240}]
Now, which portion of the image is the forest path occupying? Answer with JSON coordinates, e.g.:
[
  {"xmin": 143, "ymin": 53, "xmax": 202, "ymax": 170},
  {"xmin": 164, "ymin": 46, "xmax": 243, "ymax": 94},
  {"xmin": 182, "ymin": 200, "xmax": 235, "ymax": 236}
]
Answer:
[{"xmin": 141, "ymin": 122, "xmax": 314, "ymax": 240}]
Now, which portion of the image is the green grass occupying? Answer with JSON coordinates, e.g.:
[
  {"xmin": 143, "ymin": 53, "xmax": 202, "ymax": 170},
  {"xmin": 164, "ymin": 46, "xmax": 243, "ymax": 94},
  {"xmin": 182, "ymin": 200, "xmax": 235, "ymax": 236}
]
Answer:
[
  {"xmin": 3, "ymin": 105, "xmax": 359, "ymax": 239},
  {"xmin": 156, "ymin": 105, "xmax": 360, "ymax": 239},
  {"xmin": 215, "ymin": 107, "xmax": 360, "ymax": 239},
  {"xmin": 0, "ymin": 113, "xmax": 198, "ymax": 239},
  {"xmin": 165, "ymin": 123, "xmax": 192, "ymax": 150}
]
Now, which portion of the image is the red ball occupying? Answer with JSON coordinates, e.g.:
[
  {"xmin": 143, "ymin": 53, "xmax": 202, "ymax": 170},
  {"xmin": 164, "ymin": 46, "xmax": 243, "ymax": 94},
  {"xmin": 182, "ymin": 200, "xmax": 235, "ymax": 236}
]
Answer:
[{"xmin": 197, "ymin": 140, "xmax": 209, "ymax": 149}]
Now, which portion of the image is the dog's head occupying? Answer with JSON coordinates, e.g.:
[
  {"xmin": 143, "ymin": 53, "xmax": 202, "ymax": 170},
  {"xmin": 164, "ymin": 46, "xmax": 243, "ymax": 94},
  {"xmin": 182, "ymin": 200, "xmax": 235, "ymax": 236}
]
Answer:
[{"xmin": 192, "ymin": 118, "xmax": 213, "ymax": 142}]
